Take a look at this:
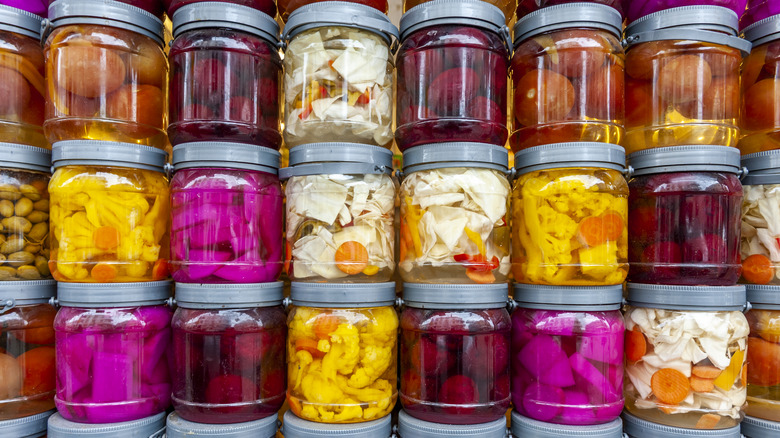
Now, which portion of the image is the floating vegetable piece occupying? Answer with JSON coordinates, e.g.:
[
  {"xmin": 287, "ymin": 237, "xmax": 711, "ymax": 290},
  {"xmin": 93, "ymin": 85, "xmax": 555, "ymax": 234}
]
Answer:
[
  {"xmin": 626, "ymin": 329, "xmax": 647, "ymax": 363},
  {"xmin": 651, "ymin": 368, "xmax": 691, "ymax": 405},
  {"xmin": 713, "ymin": 350, "xmax": 744, "ymax": 391},
  {"xmin": 335, "ymin": 241, "xmax": 369, "ymax": 275}
]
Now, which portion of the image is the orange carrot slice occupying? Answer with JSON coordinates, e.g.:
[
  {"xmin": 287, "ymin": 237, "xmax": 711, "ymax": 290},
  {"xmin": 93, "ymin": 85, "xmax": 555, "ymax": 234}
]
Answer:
[
  {"xmin": 334, "ymin": 241, "xmax": 368, "ymax": 275},
  {"xmin": 295, "ymin": 338, "xmax": 324, "ymax": 358},
  {"xmin": 313, "ymin": 315, "xmax": 340, "ymax": 340},
  {"xmin": 689, "ymin": 375, "xmax": 715, "ymax": 393},
  {"xmin": 625, "ymin": 329, "xmax": 647, "ymax": 363},
  {"xmin": 466, "ymin": 268, "xmax": 495, "ymax": 284},
  {"xmin": 692, "ymin": 364, "xmax": 722, "ymax": 379},
  {"xmin": 93, "ymin": 226, "xmax": 120, "ymax": 250},
  {"xmin": 742, "ymin": 254, "xmax": 774, "ymax": 284},
  {"xmin": 695, "ymin": 414, "xmax": 721, "ymax": 429},
  {"xmin": 577, "ymin": 216, "xmax": 606, "ymax": 247},
  {"xmin": 90, "ymin": 263, "xmax": 117, "ymax": 282},
  {"xmin": 601, "ymin": 212, "xmax": 624, "ymax": 241},
  {"xmin": 152, "ymin": 259, "xmax": 168, "ymax": 281},
  {"xmin": 651, "ymin": 368, "xmax": 690, "ymax": 405}
]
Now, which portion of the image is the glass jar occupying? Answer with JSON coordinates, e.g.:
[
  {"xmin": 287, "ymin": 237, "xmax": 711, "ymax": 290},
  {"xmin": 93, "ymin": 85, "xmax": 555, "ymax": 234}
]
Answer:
[
  {"xmin": 47, "ymin": 411, "xmax": 167, "ymax": 436},
  {"xmin": 739, "ymin": 152, "xmax": 780, "ymax": 285},
  {"xmin": 744, "ymin": 285, "xmax": 780, "ymax": 421},
  {"xmin": 396, "ymin": 0, "xmax": 510, "ymax": 150},
  {"xmin": 627, "ymin": 146, "xmax": 743, "ymax": 286},
  {"xmin": 282, "ymin": 144, "xmax": 396, "ymax": 282},
  {"xmin": 399, "ymin": 143, "xmax": 511, "ymax": 284},
  {"xmin": 741, "ymin": 415, "xmax": 780, "ymax": 437},
  {"xmin": 511, "ymin": 143, "xmax": 628, "ymax": 285},
  {"xmin": 1, "ymin": 2, "xmax": 46, "ymax": 17},
  {"xmin": 405, "ymin": 0, "xmax": 514, "ymax": 25},
  {"xmin": 49, "ymin": 141, "xmax": 170, "ymax": 283},
  {"xmin": 0, "ymin": 6, "xmax": 46, "ymax": 149},
  {"xmin": 624, "ymin": 411, "xmax": 742, "ymax": 437},
  {"xmin": 627, "ymin": 1, "xmax": 746, "ymax": 24},
  {"xmin": 0, "ymin": 281, "xmax": 56, "ymax": 420},
  {"xmin": 0, "ymin": 409, "xmax": 53, "ymax": 437},
  {"xmin": 281, "ymin": 2, "xmax": 397, "ymax": 148},
  {"xmin": 740, "ymin": 17, "xmax": 780, "ymax": 155},
  {"xmin": 624, "ymin": 284, "xmax": 749, "ymax": 429},
  {"xmin": 742, "ymin": 1, "xmax": 780, "ymax": 30},
  {"xmin": 623, "ymin": 7, "xmax": 749, "ymax": 154},
  {"xmin": 48, "ymin": 0, "xmax": 166, "ymax": 18},
  {"xmin": 281, "ymin": 410, "xmax": 393, "ymax": 437},
  {"xmin": 0, "ymin": 144, "xmax": 51, "ymax": 281},
  {"xmin": 398, "ymin": 409, "xmax": 508, "ymax": 437},
  {"xmin": 42, "ymin": 0, "xmax": 168, "ymax": 149},
  {"xmin": 510, "ymin": 4, "xmax": 624, "ymax": 152},
  {"xmin": 170, "ymin": 143, "xmax": 282, "ymax": 283},
  {"xmin": 167, "ymin": 411, "xmax": 278, "ymax": 438},
  {"xmin": 511, "ymin": 285, "xmax": 624, "ymax": 425},
  {"xmin": 171, "ymin": 283, "xmax": 286, "ymax": 423},
  {"xmin": 516, "ymin": 0, "xmax": 622, "ymax": 19},
  {"xmin": 169, "ymin": 5, "xmax": 282, "ymax": 149},
  {"xmin": 168, "ymin": 0, "xmax": 276, "ymax": 18},
  {"xmin": 511, "ymin": 412, "xmax": 624, "ymax": 437},
  {"xmin": 400, "ymin": 284, "xmax": 511, "ymax": 424},
  {"xmin": 278, "ymin": 0, "xmax": 387, "ymax": 23}
]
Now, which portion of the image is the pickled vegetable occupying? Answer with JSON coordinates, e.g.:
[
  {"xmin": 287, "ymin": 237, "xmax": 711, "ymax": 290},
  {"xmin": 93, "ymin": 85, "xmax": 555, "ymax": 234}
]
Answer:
[
  {"xmin": 745, "ymin": 308, "xmax": 780, "ymax": 421},
  {"xmin": 740, "ymin": 38, "xmax": 780, "ymax": 155},
  {"xmin": 741, "ymin": 184, "xmax": 780, "ymax": 284},
  {"xmin": 0, "ymin": 170, "xmax": 50, "ymax": 281}
]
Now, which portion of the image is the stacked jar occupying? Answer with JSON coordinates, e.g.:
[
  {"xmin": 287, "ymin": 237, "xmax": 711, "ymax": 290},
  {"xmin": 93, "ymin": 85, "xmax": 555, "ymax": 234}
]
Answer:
[{"xmin": 741, "ymin": 13, "xmax": 780, "ymax": 155}]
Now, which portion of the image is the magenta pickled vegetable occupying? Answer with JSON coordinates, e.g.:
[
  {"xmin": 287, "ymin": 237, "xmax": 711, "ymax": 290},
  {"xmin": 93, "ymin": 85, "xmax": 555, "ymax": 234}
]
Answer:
[
  {"xmin": 168, "ymin": 0, "xmax": 276, "ymax": 17},
  {"xmin": 516, "ymin": 0, "xmax": 623, "ymax": 18},
  {"xmin": 626, "ymin": 0, "xmax": 746, "ymax": 23},
  {"xmin": 742, "ymin": 0, "xmax": 780, "ymax": 29}
]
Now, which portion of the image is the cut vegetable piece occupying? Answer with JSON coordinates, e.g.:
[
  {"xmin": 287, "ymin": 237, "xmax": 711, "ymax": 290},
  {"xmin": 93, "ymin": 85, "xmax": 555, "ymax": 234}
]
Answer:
[
  {"xmin": 579, "ymin": 334, "xmax": 621, "ymax": 365},
  {"xmin": 93, "ymin": 226, "xmax": 120, "ymax": 250},
  {"xmin": 691, "ymin": 364, "xmax": 722, "ymax": 379},
  {"xmin": 577, "ymin": 215, "xmax": 606, "ymax": 247},
  {"xmin": 625, "ymin": 329, "xmax": 647, "ymax": 363},
  {"xmin": 570, "ymin": 353, "xmax": 620, "ymax": 402},
  {"xmin": 695, "ymin": 413, "xmax": 721, "ymax": 429},
  {"xmin": 466, "ymin": 268, "xmax": 495, "ymax": 284},
  {"xmin": 522, "ymin": 382, "xmax": 564, "ymax": 421},
  {"xmin": 689, "ymin": 375, "xmax": 715, "ymax": 393},
  {"xmin": 713, "ymin": 349, "xmax": 744, "ymax": 391},
  {"xmin": 742, "ymin": 254, "xmax": 774, "ymax": 284},
  {"xmin": 747, "ymin": 337, "xmax": 780, "ymax": 386},
  {"xmin": 334, "ymin": 241, "xmax": 369, "ymax": 275},
  {"xmin": 538, "ymin": 355, "xmax": 576, "ymax": 388},
  {"xmin": 519, "ymin": 335, "xmax": 569, "ymax": 379},
  {"xmin": 91, "ymin": 351, "xmax": 132, "ymax": 403},
  {"xmin": 295, "ymin": 338, "xmax": 324, "ymax": 358},
  {"xmin": 90, "ymin": 263, "xmax": 117, "ymax": 282},
  {"xmin": 650, "ymin": 368, "xmax": 690, "ymax": 405},
  {"xmin": 313, "ymin": 315, "xmax": 340, "ymax": 340}
]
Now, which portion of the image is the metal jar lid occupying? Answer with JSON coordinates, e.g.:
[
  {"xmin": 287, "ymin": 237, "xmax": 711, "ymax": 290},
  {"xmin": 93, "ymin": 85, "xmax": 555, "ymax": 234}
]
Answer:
[
  {"xmin": 0, "ymin": 409, "xmax": 55, "ymax": 438},
  {"xmin": 513, "ymin": 3, "xmax": 622, "ymax": 47},
  {"xmin": 283, "ymin": 1, "xmax": 399, "ymax": 45},
  {"xmin": 0, "ymin": 143, "xmax": 51, "ymax": 174},
  {"xmin": 166, "ymin": 411, "xmax": 278, "ymax": 438},
  {"xmin": 399, "ymin": 410, "xmax": 506, "ymax": 438},
  {"xmin": 52, "ymin": 141, "xmax": 168, "ymax": 174},
  {"xmin": 402, "ymin": 143, "xmax": 509, "ymax": 175},
  {"xmin": 623, "ymin": 411, "xmax": 741, "ymax": 437},
  {"xmin": 56, "ymin": 281, "xmax": 172, "ymax": 308},
  {"xmin": 746, "ymin": 284, "xmax": 780, "ymax": 309},
  {"xmin": 281, "ymin": 410, "xmax": 392, "ymax": 438},
  {"xmin": 290, "ymin": 282, "xmax": 396, "ymax": 308},
  {"xmin": 0, "ymin": 280, "xmax": 56, "ymax": 307},
  {"xmin": 743, "ymin": 13, "xmax": 780, "ymax": 46},
  {"xmin": 171, "ymin": 2, "xmax": 279, "ymax": 43},
  {"xmin": 172, "ymin": 142, "xmax": 280, "ymax": 175},
  {"xmin": 627, "ymin": 146, "xmax": 741, "ymax": 177},
  {"xmin": 403, "ymin": 283, "xmax": 509, "ymax": 309},
  {"xmin": 0, "ymin": 4, "xmax": 43, "ymax": 39},
  {"xmin": 626, "ymin": 283, "xmax": 746, "ymax": 311},
  {"xmin": 47, "ymin": 411, "xmax": 166, "ymax": 438},
  {"xmin": 514, "ymin": 143, "xmax": 625, "ymax": 175},
  {"xmin": 46, "ymin": 0, "xmax": 164, "ymax": 47},
  {"xmin": 513, "ymin": 284, "xmax": 623, "ymax": 312},
  {"xmin": 741, "ymin": 150, "xmax": 780, "ymax": 185},
  {"xmin": 279, "ymin": 143, "xmax": 393, "ymax": 179},
  {"xmin": 742, "ymin": 415, "xmax": 780, "ymax": 438},
  {"xmin": 175, "ymin": 282, "xmax": 284, "ymax": 309},
  {"xmin": 401, "ymin": 0, "xmax": 508, "ymax": 45},
  {"xmin": 511, "ymin": 411, "xmax": 623, "ymax": 438}
]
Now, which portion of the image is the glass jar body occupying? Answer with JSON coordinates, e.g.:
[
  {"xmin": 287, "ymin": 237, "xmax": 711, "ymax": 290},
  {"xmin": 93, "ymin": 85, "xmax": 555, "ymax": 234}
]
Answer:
[
  {"xmin": 516, "ymin": 0, "xmax": 622, "ymax": 19},
  {"xmin": 623, "ymin": 306, "xmax": 748, "ymax": 429},
  {"xmin": 0, "ymin": 29, "xmax": 46, "ymax": 148},
  {"xmin": 49, "ymin": 165, "xmax": 170, "ymax": 283},
  {"xmin": 48, "ymin": 0, "xmax": 166, "ymax": 18},
  {"xmin": 167, "ymin": 0, "xmax": 276, "ymax": 17},
  {"xmin": 627, "ymin": 171, "xmax": 743, "ymax": 285},
  {"xmin": 740, "ymin": 183, "xmax": 780, "ymax": 285},
  {"xmin": 745, "ymin": 308, "xmax": 780, "ymax": 421},
  {"xmin": 277, "ymin": 0, "xmax": 386, "ymax": 22},
  {"xmin": 740, "ymin": 39, "xmax": 780, "ymax": 155},
  {"xmin": 54, "ymin": 305, "xmax": 173, "ymax": 423},
  {"xmin": 404, "ymin": 0, "xmax": 515, "ymax": 24},
  {"xmin": 170, "ymin": 168, "xmax": 282, "ymax": 283},
  {"xmin": 742, "ymin": 1, "xmax": 780, "ymax": 30},
  {"xmin": 626, "ymin": 0, "xmax": 746, "ymax": 24}
]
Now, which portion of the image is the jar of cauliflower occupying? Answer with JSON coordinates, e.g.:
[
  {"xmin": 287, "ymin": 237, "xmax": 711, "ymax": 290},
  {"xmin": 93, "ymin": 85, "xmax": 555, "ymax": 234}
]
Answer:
[
  {"xmin": 624, "ymin": 283, "xmax": 748, "ymax": 430},
  {"xmin": 286, "ymin": 282, "xmax": 397, "ymax": 423},
  {"xmin": 511, "ymin": 143, "xmax": 628, "ymax": 286},
  {"xmin": 740, "ymin": 151, "xmax": 780, "ymax": 285},
  {"xmin": 744, "ymin": 284, "xmax": 780, "ymax": 422}
]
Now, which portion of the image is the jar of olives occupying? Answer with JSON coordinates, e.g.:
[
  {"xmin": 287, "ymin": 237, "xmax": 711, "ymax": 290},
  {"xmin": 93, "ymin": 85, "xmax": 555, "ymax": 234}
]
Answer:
[
  {"xmin": 167, "ymin": 0, "xmax": 276, "ymax": 18},
  {"xmin": 166, "ymin": 411, "xmax": 279, "ymax": 437},
  {"xmin": 740, "ymin": 15, "xmax": 780, "ymax": 155},
  {"xmin": 42, "ymin": 0, "xmax": 168, "ymax": 149},
  {"xmin": 281, "ymin": 410, "xmax": 393, "ymax": 437}
]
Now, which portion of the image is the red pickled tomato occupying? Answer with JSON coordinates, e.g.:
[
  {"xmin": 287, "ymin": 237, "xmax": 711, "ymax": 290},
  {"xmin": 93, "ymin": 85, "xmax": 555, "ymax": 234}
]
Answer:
[
  {"xmin": 468, "ymin": 96, "xmax": 503, "ymax": 122},
  {"xmin": 514, "ymin": 69, "xmax": 575, "ymax": 127},
  {"xmin": 682, "ymin": 195, "xmax": 725, "ymax": 234},
  {"xmin": 105, "ymin": 84, "xmax": 164, "ymax": 136},
  {"xmin": 551, "ymin": 30, "xmax": 609, "ymax": 79},
  {"xmin": 640, "ymin": 241, "xmax": 682, "ymax": 279},
  {"xmin": 427, "ymin": 67, "xmax": 480, "ymax": 115},
  {"xmin": 744, "ymin": 79, "xmax": 780, "ymax": 132},
  {"xmin": 464, "ymin": 335, "xmax": 509, "ymax": 379},
  {"xmin": 583, "ymin": 64, "xmax": 624, "ymax": 121},
  {"xmin": 440, "ymin": 375, "xmax": 479, "ymax": 416},
  {"xmin": 625, "ymin": 78, "xmax": 654, "ymax": 128},
  {"xmin": 18, "ymin": 346, "xmax": 56, "ymax": 396},
  {"xmin": 0, "ymin": 67, "xmax": 30, "ymax": 116},
  {"xmin": 656, "ymin": 55, "xmax": 712, "ymax": 104},
  {"xmin": 205, "ymin": 374, "xmax": 255, "ymax": 407},
  {"xmin": 678, "ymin": 77, "xmax": 739, "ymax": 121}
]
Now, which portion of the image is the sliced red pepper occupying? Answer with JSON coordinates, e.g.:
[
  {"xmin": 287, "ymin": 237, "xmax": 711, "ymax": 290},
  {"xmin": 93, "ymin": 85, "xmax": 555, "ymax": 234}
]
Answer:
[
  {"xmin": 299, "ymin": 103, "xmax": 313, "ymax": 119},
  {"xmin": 356, "ymin": 90, "xmax": 370, "ymax": 105},
  {"xmin": 454, "ymin": 253, "xmax": 471, "ymax": 263},
  {"xmin": 320, "ymin": 86, "xmax": 329, "ymax": 98}
]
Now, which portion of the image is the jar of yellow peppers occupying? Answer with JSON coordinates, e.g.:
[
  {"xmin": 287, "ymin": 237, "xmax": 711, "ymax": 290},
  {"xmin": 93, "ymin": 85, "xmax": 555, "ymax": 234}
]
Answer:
[
  {"xmin": 49, "ymin": 141, "xmax": 170, "ymax": 283},
  {"xmin": 511, "ymin": 143, "xmax": 628, "ymax": 286},
  {"xmin": 287, "ymin": 282, "xmax": 397, "ymax": 424}
]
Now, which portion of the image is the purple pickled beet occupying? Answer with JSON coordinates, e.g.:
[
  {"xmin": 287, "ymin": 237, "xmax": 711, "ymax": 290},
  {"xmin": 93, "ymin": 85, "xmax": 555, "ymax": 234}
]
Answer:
[
  {"xmin": 569, "ymin": 353, "xmax": 621, "ymax": 403},
  {"xmin": 743, "ymin": 0, "xmax": 780, "ymax": 29},
  {"xmin": 512, "ymin": 322, "xmax": 534, "ymax": 352},
  {"xmin": 523, "ymin": 383, "xmax": 564, "ymax": 421},
  {"xmin": 427, "ymin": 68, "xmax": 480, "ymax": 115},
  {"xmin": 186, "ymin": 220, "xmax": 248, "ymax": 248},
  {"xmin": 594, "ymin": 399, "xmax": 625, "ymax": 422},
  {"xmin": 511, "ymin": 363, "xmax": 533, "ymax": 408},
  {"xmin": 560, "ymin": 390, "xmax": 596, "ymax": 424},
  {"xmin": 519, "ymin": 335, "xmax": 571, "ymax": 380}
]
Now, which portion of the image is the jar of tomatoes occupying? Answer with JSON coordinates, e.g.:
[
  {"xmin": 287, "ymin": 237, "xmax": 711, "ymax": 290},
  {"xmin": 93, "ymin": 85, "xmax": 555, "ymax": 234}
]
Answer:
[
  {"xmin": 167, "ymin": 0, "xmax": 276, "ymax": 18},
  {"xmin": 169, "ymin": 4, "xmax": 281, "ymax": 149},
  {"xmin": 0, "ymin": 6, "xmax": 46, "ymax": 149},
  {"xmin": 627, "ymin": 0, "xmax": 746, "ymax": 24},
  {"xmin": 398, "ymin": 410, "xmax": 508, "ymax": 437},
  {"xmin": 400, "ymin": 283, "xmax": 511, "ymax": 424},
  {"xmin": 47, "ymin": 411, "xmax": 167, "ymax": 436},
  {"xmin": 623, "ymin": 411, "xmax": 742, "ymax": 437},
  {"xmin": 510, "ymin": 412, "xmax": 624, "ymax": 437},
  {"xmin": 627, "ymin": 146, "xmax": 743, "ymax": 286},
  {"xmin": 742, "ymin": 1, "xmax": 780, "ymax": 29},
  {"xmin": 170, "ymin": 142, "xmax": 282, "ymax": 283},
  {"xmin": 0, "ymin": 280, "xmax": 56, "ymax": 420},
  {"xmin": 742, "ymin": 415, "xmax": 780, "ymax": 437},
  {"xmin": 282, "ymin": 2, "xmax": 397, "ymax": 148},
  {"xmin": 624, "ymin": 283, "xmax": 748, "ymax": 429},
  {"xmin": 744, "ymin": 285, "xmax": 780, "ymax": 421},
  {"xmin": 739, "ymin": 151, "xmax": 780, "ymax": 285},
  {"xmin": 516, "ymin": 0, "xmax": 623, "ymax": 19},
  {"xmin": 49, "ymin": 141, "xmax": 170, "ymax": 283},
  {"xmin": 278, "ymin": 0, "xmax": 386, "ymax": 22},
  {"xmin": 512, "ymin": 143, "xmax": 628, "ymax": 286},
  {"xmin": 396, "ymin": 0, "xmax": 510, "ymax": 150},
  {"xmin": 167, "ymin": 411, "xmax": 278, "ymax": 437},
  {"xmin": 512, "ymin": 284, "xmax": 624, "ymax": 425},
  {"xmin": 0, "ymin": 409, "xmax": 54, "ymax": 437},
  {"xmin": 740, "ymin": 15, "xmax": 780, "ymax": 155},
  {"xmin": 42, "ymin": 0, "xmax": 168, "ymax": 149},
  {"xmin": 282, "ymin": 143, "xmax": 396, "ymax": 282},
  {"xmin": 399, "ymin": 143, "xmax": 511, "ymax": 284},
  {"xmin": 281, "ymin": 410, "xmax": 393, "ymax": 437},
  {"xmin": 623, "ymin": 6, "xmax": 750, "ymax": 154},
  {"xmin": 404, "ymin": 0, "xmax": 515, "ymax": 25},
  {"xmin": 510, "ymin": 4, "xmax": 624, "ymax": 151},
  {"xmin": 287, "ymin": 282, "xmax": 397, "ymax": 424}
]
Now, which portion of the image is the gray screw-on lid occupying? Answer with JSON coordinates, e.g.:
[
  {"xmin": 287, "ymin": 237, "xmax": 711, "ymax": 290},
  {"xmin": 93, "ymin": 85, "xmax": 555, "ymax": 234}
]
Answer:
[
  {"xmin": 174, "ymin": 282, "xmax": 284, "ymax": 309},
  {"xmin": 47, "ymin": 411, "xmax": 166, "ymax": 438},
  {"xmin": 52, "ymin": 141, "xmax": 168, "ymax": 173},
  {"xmin": 166, "ymin": 411, "xmax": 278, "ymax": 438},
  {"xmin": 0, "ymin": 4, "xmax": 43, "ymax": 39},
  {"xmin": 171, "ymin": 2, "xmax": 279, "ymax": 43},
  {"xmin": 626, "ymin": 5, "xmax": 739, "ymax": 36},
  {"xmin": 172, "ymin": 142, "xmax": 280, "ymax": 174},
  {"xmin": 403, "ymin": 283, "xmax": 509, "ymax": 309},
  {"xmin": 280, "ymin": 143, "xmax": 393, "ymax": 179},
  {"xmin": 511, "ymin": 411, "xmax": 623, "ymax": 438},
  {"xmin": 513, "ymin": 3, "xmax": 622, "ymax": 46},
  {"xmin": 627, "ymin": 146, "xmax": 741, "ymax": 177},
  {"xmin": 399, "ymin": 409, "xmax": 507, "ymax": 438},
  {"xmin": 746, "ymin": 284, "xmax": 780, "ymax": 309},
  {"xmin": 0, "ymin": 280, "xmax": 56, "ymax": 306},
  {"xmin": 0, "ymin": 143, "xmax": 51, "ymax": 174},
  {"xmin": 283, "ymin": 1, "xmax": 398, "ymax": 45},
  {"xmin": 741, "ymin": 150, "xmax": 780, "ymax": 185},
  {"xmin": 513, "ymin": 284, "xmax": 623, "ymax": 311},
  {"xmin": 626, "ymin": 283, "xmax": 746, "ymax": 311},
  {"xmin": 46, "ymin": 0, "xmax": 164, "ymax": 47},
  {"xmin": 623, "ymin": 411, "xmax": 741, "ymax": 437},
  {"xmin": 290, "ymin": 282, "xmax": 396, "ymax": 308},
  {"xmin": 0, "ymin": 409, "xmax": 55, "ymax": 438},
  {"xmin": 514, "ymin": 143, "xmax": 626, "ymax": 175},
  {"xmin": 741, "ymin": 415, "xmax": 780, "ymax": 438},
  {"xmin": 281, "ymin": 410, "xmax": 392, "ymax": 438},
  {"xmin": 743, "ymin": 13, "xmax": 780, "ymax": 46},
  {"xmin": 403, "ymin": 143, "xmax": 509, "ymax": 174},
  {"xmin": 401, "ymin": 0, "xmax": 506, "ymax": 42},
  {"xmin": 57, "ymin": 281, "xmax": 172, "ymax": 308}
]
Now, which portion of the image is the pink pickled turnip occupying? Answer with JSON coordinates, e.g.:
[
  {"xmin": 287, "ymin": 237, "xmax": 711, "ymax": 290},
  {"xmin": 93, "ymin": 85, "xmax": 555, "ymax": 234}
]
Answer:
[
  {"xmin": 56, "ymin": 333, "xmax": 92, "ymax": 397},
  {"xmin": 141, "ymin": 330, "xmax": 170, "ymax": 381},
  {"xmin": 91, "ymin": 351, "xmax": 134, "ymax": 403},
  {"xmin": 522, "ymin": 382, "xmax": 564, "ymax": 421},
  {"xmin": 172, "ymin": 204, "xmax": 242, "ymax": 231},
  {"xmin": 569, "ymin": 352, "xmax": 621, "ymax": 403},
  {"xmin": 174, "ymin": 250, "xmax": 232, "ymax": 281},
  {"xmin": 560, "ymin": 390, "xmax": 596, "ymax": 424},
  {"xmin": 579, "ymin": 334, "xmax": 623, "ymax": 365},
  {"xmin": 538, "ymin": 355, "xmax": 576, "ymax": 387},
  {"xmin": 519, "ymin": 335, "xmax": 571, "ymax": 380}
]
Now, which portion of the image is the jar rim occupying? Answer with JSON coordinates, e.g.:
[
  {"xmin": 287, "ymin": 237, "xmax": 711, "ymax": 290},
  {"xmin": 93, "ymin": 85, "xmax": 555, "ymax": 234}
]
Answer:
[
  {"xmin": 52, "ymin": 141, "xmax": 168, "ymax": 174},
  {"xmin": 57, "ymin": 281, "xmax": 172, "ymax": 308},
  {"xmin": 0, "ymin": 4, "xmax": 44, "ymax": 39},
  {"xmin": 174, "ymin": 282, "xmax": 284, "ymax": 309},
  {"xmin": 280, "ymin": 143, "xmax": 393, "ymax": 179},
  {"xmin": 0, "ymin": 409, "xmax": 54, "ymax": 437},
  {"xmin": 402, "ymin": 143, "xmax": 508, "ymax": 174},
  {"xmin": 399, "ymin": 410, "xmax": 507, "ymax": 438},
  {"xmin": 47, "ymin": 411, "xmax": 167, "ymax": 438},
  {"xmin": 741, "ymin": 415, "xmax": 780, "ymax": 437},
  {"xmin": 172, "ymin": 142, "xmax": 280, "ymax": 175},
  {"xmin": 0, "ymin": 280, "xmax": 56, "ymax": 305},
  {"xmin": 281, "ymin": 410, "xmax": 392, "ymax": 438},
  {"xmin": 46, "ymin": 0, "xmax": 164, "ymax": 47},
  {"xmin": 743, "ymin": 13, "xmax": 780, "ymax": 46},
  {"xmin": 746, "ymin": 284, "xmax": 780, "ymax": 308},
  {"xmin": 513, "ymin": 3, "xmax": 622, "ymax": 47},
  {"xmin": 403, "ymin": 283, "xmax": 509, "ymax": 309},
  {"xmin": 282, "ymin": 1, "xmax": 398, "ymax": 45},
  {"xmin": 514, "ymin": 143, "xmax": 626, "ymax": 175},
  {"xmin": 171, "ymin": 2, "xmax": 279, "ymax": 44},
  {"xmin": 626, "ymin": 283, "xmax": 746, "ymax": 311},
  {"xmin": 627, "ymin": 146, "xmax": 741, "ymax": 177},
  {"xmin": 400, "ymin": 0, "xmax": 506, "ymax": 42},
  {"xmin": 290, "ymin": 282, "xmax": 396, "ymax": 308},
  {"xmin": 622, "ymin": 411, "xmax": 741, "ymax": 437},
  {"xmin": 742, "ymin": 149, "xmax": 780, "ymax": 174},
  {"xmin": 625, "ymin": 5, "xmax": 739, "ymax": 37},
  {"xmin": 166, "ymin": 411, "xmax": 278, "ymax": 438},
  {"xmin": 513, "ymin": 284, "xmax": 623, "ymax": 311},
  {"xmin": 0, "ymin": 143, "xmax": 51, "ymax": 174},
  {"xmin": 511, "ymin": 411, "xmax": 623, "ymax": 438}
]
